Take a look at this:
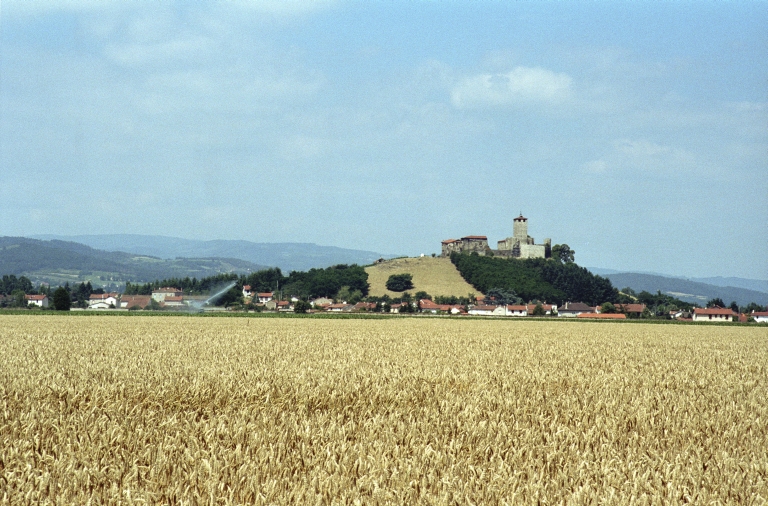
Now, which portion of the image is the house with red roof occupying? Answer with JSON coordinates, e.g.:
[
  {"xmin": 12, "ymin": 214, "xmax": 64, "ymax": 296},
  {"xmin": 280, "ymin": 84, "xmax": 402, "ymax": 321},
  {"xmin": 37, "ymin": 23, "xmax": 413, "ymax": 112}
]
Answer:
[
  {"xmin": 151, "ymin": 287, "xmax": 182, "ymax": 302},
  {"xmin": 242, "ymin": 285, "xmax": 252, "ymax": 298},
  {"xmin": 526, "ymin": 303, "xmax": 557, "ymax": 315},
  {"xmin": 257, "ymin": 292, "xmax": 274, "ymax": 304},
  {"xmin": 120, "ymin": 295, "xmax": 151, "ymax": 310},
  {"xmin": 25, "ymin": 294, "xmax": 49, "ymax": 308},
  {"xmin": 88, "ymin": 293, "xmax": 119, "ymax": 309},
  {"xmin": 692, "ymin": 307, "xmax": 736, "ymax": 322},
  {"xmin": 751, "ymin": 311, "xmax": 768, "ymax": 323},
  {"xmin": 163, "ymin": 295, "xmax": 185, "ymax": 308},
  {"xmin": 506, "ymin": 304, "xmax": 528, "ymax": 317},
  {"xmin": 611, "ymin": 303, "xmax": 646, "ymax": 317}
]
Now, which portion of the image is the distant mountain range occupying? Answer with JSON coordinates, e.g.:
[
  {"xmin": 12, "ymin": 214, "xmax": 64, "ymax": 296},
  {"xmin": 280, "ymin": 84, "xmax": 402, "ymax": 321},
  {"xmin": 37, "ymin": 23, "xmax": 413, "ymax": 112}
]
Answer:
[
  {"xmin": 32, "ymin": 234, "xmax": 393, "ymax": 273},
  {"xmin": 587, "ymin": 267, "xmax": 768, "ymax": 294},
  {"xmin": 587, "ymin": 269, "xmax": 767, "ymax": 307},
  {"xmin": 1, "ymin": 237, "xmax": 267, "ymax": 289}
]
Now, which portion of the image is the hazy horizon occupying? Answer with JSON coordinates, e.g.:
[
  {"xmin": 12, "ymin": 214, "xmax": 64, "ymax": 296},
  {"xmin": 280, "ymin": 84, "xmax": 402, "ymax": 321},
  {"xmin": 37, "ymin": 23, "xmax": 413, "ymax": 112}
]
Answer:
[{"xmin": 2, "ymin": 1, "xmax": 766, "ymax": 279}]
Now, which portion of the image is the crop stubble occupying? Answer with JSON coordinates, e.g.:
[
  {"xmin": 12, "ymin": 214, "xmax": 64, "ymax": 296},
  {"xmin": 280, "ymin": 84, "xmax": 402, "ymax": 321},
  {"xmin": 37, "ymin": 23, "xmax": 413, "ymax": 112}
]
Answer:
[{"xmin": 0, "ymin": 316, "xmax": 766, "ymax": 504}]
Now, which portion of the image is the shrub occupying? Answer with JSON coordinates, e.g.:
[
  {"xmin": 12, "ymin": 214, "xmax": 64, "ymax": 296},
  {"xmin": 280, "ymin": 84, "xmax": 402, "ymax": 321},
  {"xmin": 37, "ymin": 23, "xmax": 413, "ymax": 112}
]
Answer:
[{"xmin": 386, "ymin": 273, "xmax": 414, "ymax": 292}]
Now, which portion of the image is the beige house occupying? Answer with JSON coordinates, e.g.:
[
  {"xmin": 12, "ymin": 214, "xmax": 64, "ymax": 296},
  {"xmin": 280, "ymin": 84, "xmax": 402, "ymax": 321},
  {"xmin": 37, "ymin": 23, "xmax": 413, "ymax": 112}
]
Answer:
[{"xmin": 151, "ymin": 287, "xmax": 182, "ymax": 302}]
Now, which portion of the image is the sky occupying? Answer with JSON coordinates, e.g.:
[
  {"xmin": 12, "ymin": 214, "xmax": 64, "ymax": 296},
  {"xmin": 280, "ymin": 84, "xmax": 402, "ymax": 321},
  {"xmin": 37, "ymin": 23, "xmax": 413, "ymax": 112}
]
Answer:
[{"xmin": 1, "ymin": 1, "xmax": 766, "ymax": 279}]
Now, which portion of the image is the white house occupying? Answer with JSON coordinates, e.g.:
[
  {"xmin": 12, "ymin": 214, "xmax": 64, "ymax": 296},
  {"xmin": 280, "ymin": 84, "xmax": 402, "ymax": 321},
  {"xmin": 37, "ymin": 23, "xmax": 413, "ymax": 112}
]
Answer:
[
  {"xmin": 25, "ymin": 294, "xmax": 49, "ymax": 308},
  {"xmin": 751, "ymin": 311, "xmax": 768, "ymax": 323},
  {"xmin": 557, "ymin": 302, "xmax": 593, "ymax": 318},
  {"xmin": 88, "ymin": 293, "xmax": 118, "ymax": 309},
  {"xmin": 506, "ymin": 305, "xmax": 528, "ymax": 317},
  {"xmin": 242, "ymin": 285, "xmax": 252, "ymax": 298},
  {"xmin": 692, "ymin": 307, "xmax": 735, "ymax": 322},
  {"xmin": 468, "ymin": 305, "xmax": 496, "ymax": 316},
  {"xmin": 257, "ymin": 292, "xmax": 274, "ymax": 304}
]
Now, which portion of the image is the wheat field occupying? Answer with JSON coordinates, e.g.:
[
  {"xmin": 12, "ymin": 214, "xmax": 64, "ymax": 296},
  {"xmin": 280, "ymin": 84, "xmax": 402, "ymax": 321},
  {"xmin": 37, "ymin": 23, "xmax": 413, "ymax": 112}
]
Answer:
[{"xmin": 0, "ymin": 315, "xmax": 766, "ymax": 504}]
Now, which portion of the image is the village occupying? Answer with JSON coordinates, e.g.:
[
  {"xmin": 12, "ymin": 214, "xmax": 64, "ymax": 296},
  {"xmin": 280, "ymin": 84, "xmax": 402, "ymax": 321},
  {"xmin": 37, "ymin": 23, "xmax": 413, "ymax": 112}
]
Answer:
[{"xmin": 15, "ymin": 285, "xmax": 767, "ymax": 323}]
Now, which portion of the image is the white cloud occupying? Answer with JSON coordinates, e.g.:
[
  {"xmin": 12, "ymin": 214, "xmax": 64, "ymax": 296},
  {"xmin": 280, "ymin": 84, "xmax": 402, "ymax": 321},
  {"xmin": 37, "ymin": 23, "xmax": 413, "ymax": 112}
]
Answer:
[{"xmin": 451, "ymin": 66, "xmax": 572, "ymax": 108}]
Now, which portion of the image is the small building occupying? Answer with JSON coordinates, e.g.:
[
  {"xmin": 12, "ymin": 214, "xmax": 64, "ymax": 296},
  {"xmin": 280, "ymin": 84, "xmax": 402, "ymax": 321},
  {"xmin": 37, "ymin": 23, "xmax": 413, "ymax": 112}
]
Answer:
[
  {"xmin": 327, "ymin": 303, "xmax": 353, "ymax": 312},
  {"xmin": 751, "ymin": 311, "xmax": 768, "ymax": 323},
  {"xmin": 151, "ymin": 287, "xmax": 182, "ymax": 302},
  {"xmin": 526, "ymin": 303, "xmax": 557, "ymax": 315},
  {"xmin": 692, "ymin": 307, "xmax": 736, "ymax": 322},
  {"xmin": 310, "ymin": 297, "xmax": 333, "ymax": 308},
  {"xmin": 163, "ymin": 296, "xmax": 185, "ymax": 307},
  {"xmin": 257, "ymin": 292, "xmax": 274, "ymax": 304},
  {"xmin": 558, "ymin": 302, "xmax": 594, "ymax": 318},
  {"xmin": 120, "ymin": 295, "xmax": 151, "ymax": 310},
  {"xmin": 25, "ymin": 294, "xmax": 49, "ymax": 308},
  {"xmin": 277, "ymin": 300, "xmax": 293, "ymax": 312},
  {"xmin": 468, "ymin": 305, "xmax": 497, "ymax": 316},
  {"xmin": 88, "ymin": 293, "xmax": 119, "ymax": 309},
  {"xmin": 612, "ymin": 303, "xmax": 646, "ymax": 317},
  {"xmin": 242, "ymin": 285, "xmax": 252, "ymax": 298},
  {"xmin": 506, "ymin": 304, "xmax": 528, "ymax": 317}
]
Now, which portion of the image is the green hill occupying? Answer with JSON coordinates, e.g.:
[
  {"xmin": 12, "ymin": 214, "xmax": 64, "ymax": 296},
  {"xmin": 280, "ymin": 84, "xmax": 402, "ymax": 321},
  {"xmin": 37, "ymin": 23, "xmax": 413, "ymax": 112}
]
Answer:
[
  {"xmin": 450, "ymin": 253, "xmax": 618, "ymax": 306},
  {"xmin": 365, "ymin": 257, "xmax": 482, "ymax": 298}
]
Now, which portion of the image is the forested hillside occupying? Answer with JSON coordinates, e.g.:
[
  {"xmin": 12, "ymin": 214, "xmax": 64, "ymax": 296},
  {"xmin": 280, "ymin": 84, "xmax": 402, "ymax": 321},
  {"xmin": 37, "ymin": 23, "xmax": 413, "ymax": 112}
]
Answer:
[{"xmin": 451, "ymin": 253, "xmax": 618, "ymax": 306}]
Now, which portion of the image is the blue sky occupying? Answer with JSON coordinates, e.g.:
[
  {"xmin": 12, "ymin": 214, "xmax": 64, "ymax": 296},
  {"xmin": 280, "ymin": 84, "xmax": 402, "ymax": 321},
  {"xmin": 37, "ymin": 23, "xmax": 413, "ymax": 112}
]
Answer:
[{"xmin": 1, "ymin": 1, "xmax": 766, "ymax": 279}]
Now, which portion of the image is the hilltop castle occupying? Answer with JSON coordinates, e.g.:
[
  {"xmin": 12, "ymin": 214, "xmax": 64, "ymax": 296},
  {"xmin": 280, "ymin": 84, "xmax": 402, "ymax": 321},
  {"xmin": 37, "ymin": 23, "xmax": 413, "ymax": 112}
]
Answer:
[{"xmin": 441, "ymin": 214, "xmax": 551, "ymax": 259}]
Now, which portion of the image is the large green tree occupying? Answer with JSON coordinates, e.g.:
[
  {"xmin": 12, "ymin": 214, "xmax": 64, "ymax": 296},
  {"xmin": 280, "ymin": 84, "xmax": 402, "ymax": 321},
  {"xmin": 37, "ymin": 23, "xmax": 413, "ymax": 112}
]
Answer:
[
  {"xmin": 551, "ymin": 244, "xmax": 575, "ymax": 264},
  {"xmin": 386, "ymin": 273, "xmax": 414, "ymax": 292},
  {"xmin": 52, "ymin": 287, "xmax": 71, "ymax": 311}
]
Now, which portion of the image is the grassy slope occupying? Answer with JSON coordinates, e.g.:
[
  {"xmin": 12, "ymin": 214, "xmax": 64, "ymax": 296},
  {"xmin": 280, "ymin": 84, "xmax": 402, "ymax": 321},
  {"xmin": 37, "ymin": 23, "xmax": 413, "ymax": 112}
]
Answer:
[{"xmin": 365, "ymin": 257, "xmax": 483, "ymax": 298}]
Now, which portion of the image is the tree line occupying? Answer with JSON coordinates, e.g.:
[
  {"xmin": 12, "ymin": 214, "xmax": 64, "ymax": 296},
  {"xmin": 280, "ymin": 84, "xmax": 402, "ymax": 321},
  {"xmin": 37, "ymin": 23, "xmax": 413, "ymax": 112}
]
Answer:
[{"xmin": 450, "ymin": 252, "xmax": 618, "ymax": 306}]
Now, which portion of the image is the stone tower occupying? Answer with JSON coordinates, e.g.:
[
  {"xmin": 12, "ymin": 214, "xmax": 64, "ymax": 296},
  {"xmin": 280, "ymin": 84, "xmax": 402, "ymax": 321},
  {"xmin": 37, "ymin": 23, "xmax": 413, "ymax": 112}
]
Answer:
[{"xmin": 513, "ymin": 214, "xmax": 528, "ymax": 242}]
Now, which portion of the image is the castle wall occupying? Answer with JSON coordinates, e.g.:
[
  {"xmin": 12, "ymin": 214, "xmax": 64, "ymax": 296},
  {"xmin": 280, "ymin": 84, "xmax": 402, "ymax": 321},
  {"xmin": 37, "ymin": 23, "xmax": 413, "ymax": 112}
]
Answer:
[{"xmin": 519, "ymin": 244, "xmax": 546, "ymax": 259}]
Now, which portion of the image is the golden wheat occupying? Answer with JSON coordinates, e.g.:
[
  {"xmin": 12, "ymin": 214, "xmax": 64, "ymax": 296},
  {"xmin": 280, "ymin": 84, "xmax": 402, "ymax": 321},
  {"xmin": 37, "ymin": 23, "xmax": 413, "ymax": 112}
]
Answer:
[{"xmin": 0, "ymin": 315, "xmax": 766, "ymax": 504}]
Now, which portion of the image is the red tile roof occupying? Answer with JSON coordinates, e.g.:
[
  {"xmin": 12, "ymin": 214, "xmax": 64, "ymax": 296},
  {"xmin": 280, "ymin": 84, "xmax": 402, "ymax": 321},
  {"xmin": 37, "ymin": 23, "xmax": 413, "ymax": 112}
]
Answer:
[
  {"xmin": 89, "ymin": 293, "xmax": 117, "ymax": 300},
  {"xmin": 243, "ymin": 285, "xmax": 251, "ymax": 291},
  {"xmin": 694, "ymin": 308, "xmax": 735, "ymax": 316},
  {"xmin": 507, "ymin": 305, "xmax": 528, "ymax": 311},
  {"xmin": 441, "ymin": 239, "xmax": 459, "ymax": 244},
  {"xmin": 25, "ymin": 295, "xmax": 47, "ymax": 301},
  {"xmin": 257, "ymin": 292, "xmax": 273, "ymax": 297},
  {"xmin": 121, "ymin": 296, "xmax": 151, "ymax": 308},
  {"xmin": 461, "ymin": 235, "xmax": 487, "ymax": 240}
]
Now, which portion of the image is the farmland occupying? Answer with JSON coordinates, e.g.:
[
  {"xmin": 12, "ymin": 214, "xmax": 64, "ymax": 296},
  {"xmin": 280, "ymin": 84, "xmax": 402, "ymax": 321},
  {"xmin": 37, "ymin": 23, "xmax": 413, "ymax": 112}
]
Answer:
[{"xmin": 1, "ymin": 316, "xmax": 766, "ymax": 503}]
